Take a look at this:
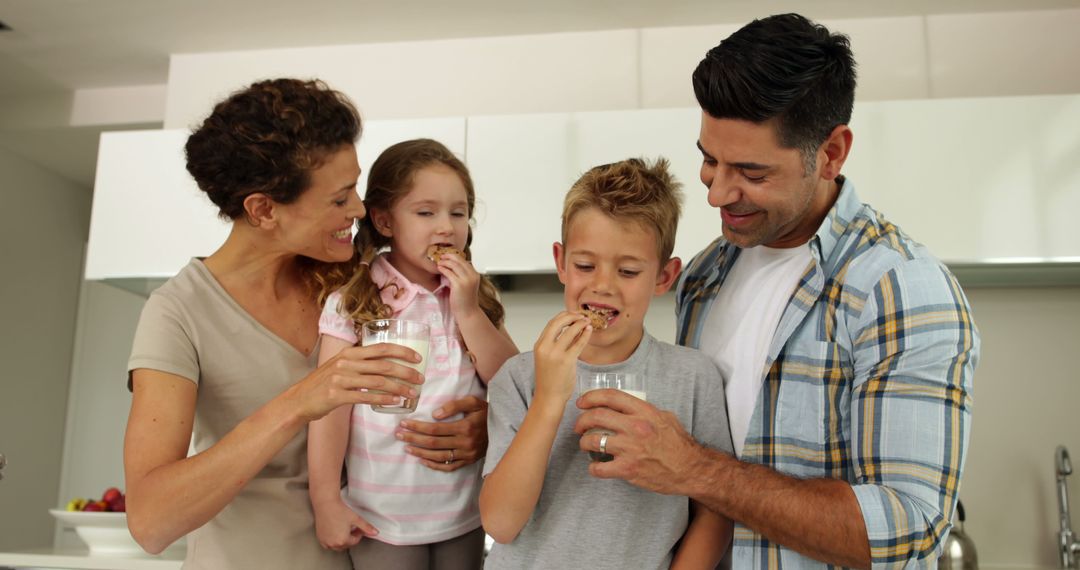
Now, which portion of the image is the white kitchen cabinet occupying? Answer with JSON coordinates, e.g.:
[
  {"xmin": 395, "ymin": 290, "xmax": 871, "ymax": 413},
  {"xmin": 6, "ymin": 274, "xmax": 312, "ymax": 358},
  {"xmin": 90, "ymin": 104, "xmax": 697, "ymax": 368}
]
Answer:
[
  {"xmin": 85, "ymin": 130, "xmax": 226, "ymax": 280},
  {"xmin": 467, "ymin": 113, "xmax": 575, "ymax": 273},
  {"xmin": 86, "ymin": 96, "xmax": 1080, "ymax": 281},
  {"xmin": 356, "ymin": 117, "xmax": 466, "ymax": 194},
  {"xmin": 85, "ymin": 120, "xmax": 466, "ymax": 281},
  {"xmin": 571, "ymin": 107, "xmax": 720, "ymax": 263},
  {"xmin": 466, "ymin": 108, "xmax": 722, "ymax": 273},
  {"xmin": 844, "ymin": 94, "xmax": 1080, "ymax": 263}
]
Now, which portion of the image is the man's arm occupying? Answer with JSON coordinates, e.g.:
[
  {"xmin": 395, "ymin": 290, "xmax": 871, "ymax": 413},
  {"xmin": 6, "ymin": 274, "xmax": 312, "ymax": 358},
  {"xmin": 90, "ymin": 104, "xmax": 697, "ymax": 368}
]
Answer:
[
  {"xmin": 842, "ymin": 261, "xmax": 978, "ymax": 566},
  {"xmin": 574, "ymin": 395, "xmax": 871, "ymax": 567}
]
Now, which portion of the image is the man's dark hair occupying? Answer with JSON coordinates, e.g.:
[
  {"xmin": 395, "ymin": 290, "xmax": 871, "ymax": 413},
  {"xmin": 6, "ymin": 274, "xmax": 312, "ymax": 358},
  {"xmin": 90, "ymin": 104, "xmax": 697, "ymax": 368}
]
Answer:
[{"xmin": 692, "ymin": 13, "xmax": 857, "ymax": 170}]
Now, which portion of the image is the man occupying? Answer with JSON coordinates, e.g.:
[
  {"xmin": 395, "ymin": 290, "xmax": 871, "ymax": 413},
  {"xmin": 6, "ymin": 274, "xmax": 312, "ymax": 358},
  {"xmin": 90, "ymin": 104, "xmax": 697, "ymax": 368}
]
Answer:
[{"xmin": 575, "ymin": 13, "xmax": 979, "ymax": 568}]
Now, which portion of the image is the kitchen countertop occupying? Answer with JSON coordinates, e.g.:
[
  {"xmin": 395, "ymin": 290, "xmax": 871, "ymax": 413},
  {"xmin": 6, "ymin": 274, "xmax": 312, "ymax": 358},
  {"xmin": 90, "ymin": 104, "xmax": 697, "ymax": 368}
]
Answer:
[{"xmin": 0, "ymin": 547, "xmax": 181, "ymax": 569}]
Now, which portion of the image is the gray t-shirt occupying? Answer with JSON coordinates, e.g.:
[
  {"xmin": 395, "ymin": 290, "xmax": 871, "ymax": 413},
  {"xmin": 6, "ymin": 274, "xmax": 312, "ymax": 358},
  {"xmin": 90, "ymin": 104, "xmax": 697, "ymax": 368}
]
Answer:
[
  {"xmin": 483, "ymin": 332, "xmax": 733, "ymax": 570},
  {"xmin": 128, "ymin": 259, "xmax": 350, "ymax": 570}
]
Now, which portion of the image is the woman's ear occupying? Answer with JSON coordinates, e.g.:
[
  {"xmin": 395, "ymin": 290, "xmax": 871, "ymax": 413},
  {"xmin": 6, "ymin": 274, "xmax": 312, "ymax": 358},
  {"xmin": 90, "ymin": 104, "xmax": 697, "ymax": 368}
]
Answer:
[
  {"xmin": 369, "ymin": 208, "xmax": 393, "ymax": 238},
  {"xmin": 241, "ymin": 193, "xmax": 276, "ymax": 229}
]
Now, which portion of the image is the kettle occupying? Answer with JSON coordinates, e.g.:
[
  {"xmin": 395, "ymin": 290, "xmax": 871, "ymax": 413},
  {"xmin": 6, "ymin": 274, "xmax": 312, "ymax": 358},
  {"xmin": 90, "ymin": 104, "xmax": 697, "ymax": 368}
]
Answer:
[{"xmin": 939, "ymin": 500, "xmax": 978, "ymax": 569}]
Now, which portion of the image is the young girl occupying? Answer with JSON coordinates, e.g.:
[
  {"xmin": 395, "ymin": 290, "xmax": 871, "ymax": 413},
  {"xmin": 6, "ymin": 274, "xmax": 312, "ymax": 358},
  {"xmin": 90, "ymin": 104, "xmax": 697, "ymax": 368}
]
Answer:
[{"xmin": 308, "ymin": 139, "xmax": 518, "ymax": 569}]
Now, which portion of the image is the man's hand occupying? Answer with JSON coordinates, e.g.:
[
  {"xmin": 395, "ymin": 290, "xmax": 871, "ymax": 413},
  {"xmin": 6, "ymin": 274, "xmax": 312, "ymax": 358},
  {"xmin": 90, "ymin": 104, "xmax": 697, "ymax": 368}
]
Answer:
[
  {"xmin": 574, "ymin": 388, "xmax": 708, "ymax": 495},
  {"xmin": 398, "ymin": 396, "xmax": 488, "ymax": 472}
]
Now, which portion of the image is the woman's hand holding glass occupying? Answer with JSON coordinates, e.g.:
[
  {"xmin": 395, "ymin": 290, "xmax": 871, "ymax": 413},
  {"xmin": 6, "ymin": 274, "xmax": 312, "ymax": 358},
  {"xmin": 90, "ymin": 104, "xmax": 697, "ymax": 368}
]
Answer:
[{"xmin": 291, "ymin": 342, "xmax": 425, "ymax": 423}]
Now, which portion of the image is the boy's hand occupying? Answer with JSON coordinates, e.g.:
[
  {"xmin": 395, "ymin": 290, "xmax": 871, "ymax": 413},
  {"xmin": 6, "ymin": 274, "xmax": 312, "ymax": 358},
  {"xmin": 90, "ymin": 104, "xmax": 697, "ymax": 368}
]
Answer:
[
  {"xmin": 437, "ymin": 252, "xmax": 482, "ymax": 321},
  {"xmin": 533, "ymin": 311, "xmax": 592, "ymax": 404},
  {"xmin": 312, "ymin": 497, "xmax": 378, "ymax": 551}
]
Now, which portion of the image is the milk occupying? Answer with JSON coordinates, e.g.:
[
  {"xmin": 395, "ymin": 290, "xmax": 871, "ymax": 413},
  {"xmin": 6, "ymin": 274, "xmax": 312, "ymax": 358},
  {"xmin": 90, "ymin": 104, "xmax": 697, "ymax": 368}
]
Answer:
[{"xmin": 367, "ymin": 337, "xmax": 429, "ymax": 414}]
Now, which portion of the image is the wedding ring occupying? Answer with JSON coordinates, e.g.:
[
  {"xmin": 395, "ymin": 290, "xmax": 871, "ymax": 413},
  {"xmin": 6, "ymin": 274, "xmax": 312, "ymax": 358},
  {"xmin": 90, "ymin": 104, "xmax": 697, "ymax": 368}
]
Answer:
[
  {"xmin": 444, "ymin": 449, "xmax": 456, "ymax": 465},
  {"xmin": 598, "ymin": 433, "xmax": 609, "ymax": 455}
]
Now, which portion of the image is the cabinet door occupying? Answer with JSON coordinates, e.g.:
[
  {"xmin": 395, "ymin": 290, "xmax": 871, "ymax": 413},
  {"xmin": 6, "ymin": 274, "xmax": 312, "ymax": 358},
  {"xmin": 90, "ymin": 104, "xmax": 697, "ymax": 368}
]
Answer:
[
  {"xmin": 466, "ymin": 113, "xmax": 575, "ymax": 273},
  {"xmin": 574, "ymin": 108, "xmax": 718, "ymax": 263},
  {"xmin": 357, "ymin": 117, "xmax": 466, "ymax": 192},
  {"xmin": 86, "ymin": 130, "xmax": 226, "ymax": 280},
  {"xmin": 845, "ymin": 94, "xmax": 1080, "ymax": 262}
]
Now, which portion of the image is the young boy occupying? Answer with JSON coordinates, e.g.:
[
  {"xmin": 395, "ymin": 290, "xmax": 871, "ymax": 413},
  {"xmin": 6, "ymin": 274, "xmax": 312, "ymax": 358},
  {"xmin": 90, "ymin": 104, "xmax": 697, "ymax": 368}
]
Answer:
[{"xmin": 479, "ymin": 158, "xmax": 734, "ymax": 569}]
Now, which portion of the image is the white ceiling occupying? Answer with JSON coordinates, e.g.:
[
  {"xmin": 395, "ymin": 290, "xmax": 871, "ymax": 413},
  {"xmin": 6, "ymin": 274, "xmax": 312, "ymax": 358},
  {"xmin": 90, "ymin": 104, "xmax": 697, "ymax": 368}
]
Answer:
[
  {"xmin": 2, "ymin": 0, "xmax": 1080, "ymax": 97},
  {"xmin": 0, "ymin": 0, "xmax": 1078, "ymax": 187}
]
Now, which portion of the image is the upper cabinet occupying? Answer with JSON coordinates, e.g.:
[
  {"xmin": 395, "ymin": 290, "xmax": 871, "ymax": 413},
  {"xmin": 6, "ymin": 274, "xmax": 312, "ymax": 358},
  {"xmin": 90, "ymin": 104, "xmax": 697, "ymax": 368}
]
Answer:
[
  {"xmin": 86, "ymin": 95, "xmax": 1080, "ymax": 282},
  {"xmin": 86, "ymin": 130, "xmax": 225, "ymax": 280},
  {"xmin": 467, "ymin": 108, "xmax": 718, "ymax": 273},
  {"xmin": 85, "ymin": 119, "xmax": 466, "ymax": 281},
  {"xmin": 844, "ymin": 94, "xmax": 1080, "ymax": 262}
]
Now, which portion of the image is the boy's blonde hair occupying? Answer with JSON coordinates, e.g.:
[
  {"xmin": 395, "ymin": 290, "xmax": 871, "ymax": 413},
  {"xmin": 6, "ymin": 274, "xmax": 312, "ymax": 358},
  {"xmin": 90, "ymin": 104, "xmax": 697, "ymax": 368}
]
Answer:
[{"xmin": 561, "ymin": 157, "xmax": 683, "ymax": 262}]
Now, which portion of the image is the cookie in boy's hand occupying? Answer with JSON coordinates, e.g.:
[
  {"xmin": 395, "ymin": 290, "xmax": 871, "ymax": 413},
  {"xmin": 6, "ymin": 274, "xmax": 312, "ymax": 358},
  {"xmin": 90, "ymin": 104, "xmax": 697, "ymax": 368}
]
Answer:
[
  {"xmin": 579, "ymin": 305, "xmax": 615, "ymax": 330},
  {"xmin": 426, "ymin": 244, "xmax": 464, "ymax": 263}
]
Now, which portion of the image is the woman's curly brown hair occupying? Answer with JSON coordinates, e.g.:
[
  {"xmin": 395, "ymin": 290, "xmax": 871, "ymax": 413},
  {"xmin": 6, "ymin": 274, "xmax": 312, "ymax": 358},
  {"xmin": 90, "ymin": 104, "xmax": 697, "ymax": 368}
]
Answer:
[
  {"xmin": 311, "ymin": 139, "xmax": 505, "ymax": 331},
  {"xmin": 184, "ymin": 78, "xmax": 362, "ymax": 220}
]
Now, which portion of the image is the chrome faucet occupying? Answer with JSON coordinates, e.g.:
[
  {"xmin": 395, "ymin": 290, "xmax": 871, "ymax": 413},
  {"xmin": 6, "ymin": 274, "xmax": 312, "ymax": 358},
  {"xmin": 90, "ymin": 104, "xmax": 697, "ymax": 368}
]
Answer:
[{"xmin": 1057, "ymin": 446, "xmax": 1080, "ymax": 568}]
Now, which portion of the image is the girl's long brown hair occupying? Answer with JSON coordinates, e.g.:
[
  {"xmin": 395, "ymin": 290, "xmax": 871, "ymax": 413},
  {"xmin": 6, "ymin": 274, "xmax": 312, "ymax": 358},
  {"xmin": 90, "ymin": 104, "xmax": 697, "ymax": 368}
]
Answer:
[{"xmin": 310, "ymin": 139, "xmax": 505, "ymax": 333}]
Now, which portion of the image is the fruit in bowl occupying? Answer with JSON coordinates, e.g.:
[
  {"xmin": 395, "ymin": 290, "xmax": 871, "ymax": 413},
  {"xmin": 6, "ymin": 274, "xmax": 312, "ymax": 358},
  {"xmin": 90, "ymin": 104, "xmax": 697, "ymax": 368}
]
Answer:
[
  {"xmin": 66, "ymin": 487, "xmax": 125, "ymax": 513},
  {"xmin": 53, "ymin": 487, "xmax": 184, "ymax": 556}
]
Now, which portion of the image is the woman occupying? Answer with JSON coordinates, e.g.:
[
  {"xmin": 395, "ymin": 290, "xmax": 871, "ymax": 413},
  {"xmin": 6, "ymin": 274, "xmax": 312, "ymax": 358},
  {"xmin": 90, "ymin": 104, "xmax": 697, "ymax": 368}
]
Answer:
[{"xmin": 123, "ymin": 78, "xmax": 489, "ymax": 569}]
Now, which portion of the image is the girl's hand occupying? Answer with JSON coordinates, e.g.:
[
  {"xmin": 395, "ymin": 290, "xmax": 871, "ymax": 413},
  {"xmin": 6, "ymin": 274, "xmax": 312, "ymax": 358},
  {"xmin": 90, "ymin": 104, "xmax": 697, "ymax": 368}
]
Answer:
[
  {"xmin": 398, "ymin": 396, "xmax": 488, "ymax": 472},
  {"xmin": 312, "ymin": 497, "xmax": 378, "ymax": 551},
  {"xmin": 533, "ymin": 312, "xmax": 592, "ymax": 404},
  {"xmin": 436, "ymin": 252, "xmax": 482, "ymax": 320},
  {"xmin": 289, "ymin": 343, "xmax": 426, "ymax": 423}
]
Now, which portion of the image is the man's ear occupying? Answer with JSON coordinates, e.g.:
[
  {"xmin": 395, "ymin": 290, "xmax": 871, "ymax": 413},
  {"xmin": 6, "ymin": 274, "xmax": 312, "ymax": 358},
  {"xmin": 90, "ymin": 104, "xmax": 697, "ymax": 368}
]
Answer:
[
  {"xmin": 553, "ymin": 242, "xmax": 567, "ymax": 285},
  {"xmin": 818, "ymin": 124, "xmax": 853, "ymax": 181},
  {"xmin": 654, "ymin": 256, "xmax": 682, "ymax": 295},
  {"xmin": 241, "ymin": 193, "xmax": 276, "ymax": 229},
  {"xmin": 370, "ymin": 208, "xmax": 393, "ymax": 238}
]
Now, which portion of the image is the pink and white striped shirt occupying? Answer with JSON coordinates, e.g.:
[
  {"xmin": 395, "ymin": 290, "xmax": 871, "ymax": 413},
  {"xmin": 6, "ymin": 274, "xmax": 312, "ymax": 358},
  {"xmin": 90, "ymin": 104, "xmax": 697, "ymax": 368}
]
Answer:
[{"xmin": 318, "ymin": 254, "xmax": 485, "ymax": 545}]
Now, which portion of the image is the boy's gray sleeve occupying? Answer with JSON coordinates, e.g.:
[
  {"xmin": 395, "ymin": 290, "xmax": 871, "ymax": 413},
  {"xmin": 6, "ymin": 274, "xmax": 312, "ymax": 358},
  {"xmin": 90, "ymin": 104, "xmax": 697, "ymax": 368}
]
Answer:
[
  {"xmin": 482, "ymin": 356, "xmax": 531, "ymax": 478},
  {"xmin": 689, "ymin": 356, "xmax": 734, "ymax": 455}
]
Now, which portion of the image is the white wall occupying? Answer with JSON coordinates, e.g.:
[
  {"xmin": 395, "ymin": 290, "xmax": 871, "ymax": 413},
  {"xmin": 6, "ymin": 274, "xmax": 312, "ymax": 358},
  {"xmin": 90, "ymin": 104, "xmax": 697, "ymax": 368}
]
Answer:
[{"xmin": 0, "ymin": 146, "xmax": 89, "ymax": 550}]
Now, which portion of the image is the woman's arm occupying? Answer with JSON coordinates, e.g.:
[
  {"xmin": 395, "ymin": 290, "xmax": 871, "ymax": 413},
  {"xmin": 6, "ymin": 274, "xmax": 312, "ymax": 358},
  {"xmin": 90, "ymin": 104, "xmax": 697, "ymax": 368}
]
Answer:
[
  {"xmin": 125, "ymin": 370, "xmax": 305, "ymax": 554},
  {"xmin": 670, "ymin": 500, "xmax": 732, "ymax": 570},
  {"xmin": 124, "ymin": 342, "xmax": 426, "ymax": 554},
  {"xmin": 308, "ymin": 335, "xmax": 379, "ymax": 550},
  {"xmin": 478, "ymin": 312, "xmax": 591, "ymax": 543}
]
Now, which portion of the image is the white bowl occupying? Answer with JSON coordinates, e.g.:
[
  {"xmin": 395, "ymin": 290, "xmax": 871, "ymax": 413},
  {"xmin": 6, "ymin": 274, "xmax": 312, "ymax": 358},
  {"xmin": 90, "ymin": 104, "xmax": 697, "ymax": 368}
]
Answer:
[{"xmin": 49, "ymin": 509, "xmax": 186, "ymax": 556}]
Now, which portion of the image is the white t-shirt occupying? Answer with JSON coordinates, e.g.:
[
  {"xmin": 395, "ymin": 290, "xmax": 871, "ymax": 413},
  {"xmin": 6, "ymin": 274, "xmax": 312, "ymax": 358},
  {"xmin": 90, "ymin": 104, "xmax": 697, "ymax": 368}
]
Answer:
[{"xmin": 698, "ymin": 244, "xmax": 811, "ymax": 457}]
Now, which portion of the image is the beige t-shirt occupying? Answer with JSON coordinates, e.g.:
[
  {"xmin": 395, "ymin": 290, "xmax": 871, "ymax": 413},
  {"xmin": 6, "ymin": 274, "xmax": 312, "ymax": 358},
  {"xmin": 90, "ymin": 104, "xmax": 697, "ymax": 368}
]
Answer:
[{"xmin": 128, "ymin": 259, "xmax": 349, "ymax": 570}]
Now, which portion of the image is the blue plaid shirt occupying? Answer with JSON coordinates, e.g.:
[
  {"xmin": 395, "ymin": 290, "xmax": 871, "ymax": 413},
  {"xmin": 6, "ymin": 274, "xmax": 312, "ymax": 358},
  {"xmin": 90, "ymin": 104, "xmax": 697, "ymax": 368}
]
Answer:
[{"xmin": 676, "ymin": 179, "xmax": 979, "ymax": 569}]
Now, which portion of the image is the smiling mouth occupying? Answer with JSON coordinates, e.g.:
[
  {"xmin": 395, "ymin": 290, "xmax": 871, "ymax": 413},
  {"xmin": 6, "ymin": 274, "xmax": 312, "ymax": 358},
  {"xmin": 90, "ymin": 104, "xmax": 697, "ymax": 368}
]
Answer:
[{"xmin": 332, "ymin": 228, "xmax": 351, "ymax": 240}]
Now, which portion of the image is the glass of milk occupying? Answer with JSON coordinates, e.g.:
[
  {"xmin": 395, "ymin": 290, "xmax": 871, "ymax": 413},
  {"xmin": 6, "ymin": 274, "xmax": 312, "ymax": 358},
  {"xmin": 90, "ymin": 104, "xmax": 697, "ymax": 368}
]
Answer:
[
  {"xmin": 360, "ymin": 319, "xmax": 430, "ymax": 413},
  {"xmin": 577, "ymin": 372, "xmax": 646, "ymax": 462}
]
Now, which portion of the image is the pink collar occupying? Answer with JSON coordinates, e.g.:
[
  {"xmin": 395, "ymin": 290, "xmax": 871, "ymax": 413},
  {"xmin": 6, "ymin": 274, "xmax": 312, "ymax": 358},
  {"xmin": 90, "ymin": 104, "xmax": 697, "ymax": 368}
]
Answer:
[{"xmin": 370, "ymin": 254, "xmax": 449, "ymax": 314}]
